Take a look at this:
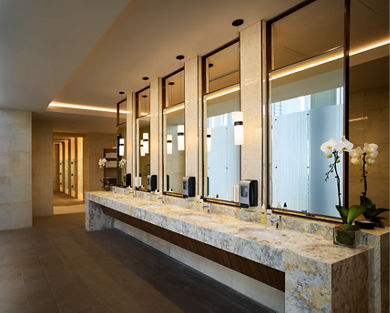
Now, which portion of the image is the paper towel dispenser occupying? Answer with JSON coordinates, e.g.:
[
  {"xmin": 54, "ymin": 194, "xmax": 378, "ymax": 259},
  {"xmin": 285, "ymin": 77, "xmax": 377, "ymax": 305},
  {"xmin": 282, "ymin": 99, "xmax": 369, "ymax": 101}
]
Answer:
[
  {"xmin": 239, "ymin": 180, "xmax": 258, "ymax": 208},
  {"xmin": 182, "ymin": 176, "xmax": 195, "ymax": 198},
  {"xmin": 147, "ymin": 175, "xmax": 157, "ymax": 192}
]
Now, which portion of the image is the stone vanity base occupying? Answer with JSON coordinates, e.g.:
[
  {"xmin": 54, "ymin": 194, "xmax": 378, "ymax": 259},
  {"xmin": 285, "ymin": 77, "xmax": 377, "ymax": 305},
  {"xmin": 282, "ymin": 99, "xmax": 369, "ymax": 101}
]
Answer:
[{"xmin": 85, "ymin": 191, "xmax": 388, "ymax": 313}]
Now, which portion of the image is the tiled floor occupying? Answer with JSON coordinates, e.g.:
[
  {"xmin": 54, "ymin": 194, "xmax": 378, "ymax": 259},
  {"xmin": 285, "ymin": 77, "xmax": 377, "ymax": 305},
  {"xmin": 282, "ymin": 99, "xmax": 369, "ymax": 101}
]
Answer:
[
  {"xmin": 53, "ymin": 191, "xmax": 84, "ymax": 206},
  {"xmin": 0, "ymin": 213, "xmax": 275, "ymax": 313},
  {"xmin": 54, "ymin": 204, "xmax": 85, "ymax": 215}
]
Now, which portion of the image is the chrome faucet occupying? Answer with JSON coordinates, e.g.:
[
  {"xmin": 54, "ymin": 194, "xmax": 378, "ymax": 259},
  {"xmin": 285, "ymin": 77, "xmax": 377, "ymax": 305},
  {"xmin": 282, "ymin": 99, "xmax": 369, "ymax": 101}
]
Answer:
[
  {"xmin": 203, "ymin": 202, "xmax": 211, "ymax": 214},
  {"xmin": 271, "ymin": 215, "xmax": 282, "ymax": 229}
]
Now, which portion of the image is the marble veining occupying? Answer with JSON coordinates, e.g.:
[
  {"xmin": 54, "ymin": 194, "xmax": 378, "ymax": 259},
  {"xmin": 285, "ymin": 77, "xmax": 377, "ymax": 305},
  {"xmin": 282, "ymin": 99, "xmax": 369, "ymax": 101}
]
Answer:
[{"xmin": 85, "ymin": 191, "xmax": 389, "ymax": 312}]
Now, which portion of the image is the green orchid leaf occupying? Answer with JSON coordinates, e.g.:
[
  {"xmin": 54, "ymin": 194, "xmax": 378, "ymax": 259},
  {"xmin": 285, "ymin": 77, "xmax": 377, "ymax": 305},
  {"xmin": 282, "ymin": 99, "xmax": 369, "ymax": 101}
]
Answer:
[
  {"xmin": 374, "ymin": 208, "xmax": 389, "ymax": 217},
  {"xmin": 360, "ymin": 196, "xmax": 373, "ymax": 209},
  {"xmin": 336, "ymin": 205, "xmax": 348, "ymax": 223},
  {"xmin": 347, "ymin": 205, "xmax": 365, "ymax": 225}
]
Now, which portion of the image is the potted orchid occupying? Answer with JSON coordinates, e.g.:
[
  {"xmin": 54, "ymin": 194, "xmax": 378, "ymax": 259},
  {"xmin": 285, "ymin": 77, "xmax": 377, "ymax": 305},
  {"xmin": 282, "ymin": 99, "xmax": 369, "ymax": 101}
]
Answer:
[
  {"xmin": 321, "ymin": 137, "xmax": 365, "ymax": 246},
  {"xmin": 350, "ymin": 144, "xmax": 388, "ymax": 228},
  {"xmin": 118, "ymin": 158, "xmax": 126, "ymax": 185},
  {"xmin": 98, "ymin": 158, "xmax": 112, "ymax": 191}
]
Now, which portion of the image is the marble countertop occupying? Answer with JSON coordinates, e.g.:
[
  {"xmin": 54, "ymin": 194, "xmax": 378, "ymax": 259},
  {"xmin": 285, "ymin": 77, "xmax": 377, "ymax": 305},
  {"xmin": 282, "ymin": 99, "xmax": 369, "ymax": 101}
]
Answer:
[{"xmin": 86, "ymin": 191, "xmax": 370, "ymax": 272}]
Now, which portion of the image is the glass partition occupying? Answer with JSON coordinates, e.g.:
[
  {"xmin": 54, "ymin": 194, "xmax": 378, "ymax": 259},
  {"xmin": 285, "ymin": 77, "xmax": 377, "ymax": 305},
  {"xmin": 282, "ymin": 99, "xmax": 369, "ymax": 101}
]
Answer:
[
  {"xmin": 268, "ymin": 0, "xmax": 345, "ymax": 218},
  {"xmin": 136, "ymin": 87, "xmax": 150, "ymax": 189},
  {"xmin": 163, "ymin": 69, "xmax": 185, "ymax": 194}
]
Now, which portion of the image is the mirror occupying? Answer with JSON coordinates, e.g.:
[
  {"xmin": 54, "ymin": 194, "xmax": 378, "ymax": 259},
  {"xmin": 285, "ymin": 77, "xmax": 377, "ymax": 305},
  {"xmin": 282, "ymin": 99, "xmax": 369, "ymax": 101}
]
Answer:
[
  {"xmin": 136, "ymin": 116, "xmax": 150, "ymax": 189},
  {"xmin": 203, "ymin": 87, "xmax": 241, "ymax": 202},
  {"xmin": 116, "ymin": 124, "xmax": 126, "ymax": 186},
  {"xmin": 163, "ymin": 69, "xmax": 185, "ymax": 194},
  {"xmin": 269, "ymin": 0, "xmax": 345, "ymax": 217},
  {"xmin": 136, "ymin": 87, "xmax": 150, "ymax": 189},
  {"xmin": 163, "ymin": 105, "xmax": 185, "ymax": 194},
  {"xmin": 349, "ymin": 0, "xmax": 389, "ymax": 219}
]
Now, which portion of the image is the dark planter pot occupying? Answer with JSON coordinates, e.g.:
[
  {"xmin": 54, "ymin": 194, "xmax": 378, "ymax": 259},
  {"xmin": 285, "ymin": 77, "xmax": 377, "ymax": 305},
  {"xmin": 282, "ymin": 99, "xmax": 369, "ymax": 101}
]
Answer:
[
  {"xmin": 355, "ymin": 220, "xmax": 375, "ymax": 229},
  {"xmin": 333, "ymin": 225, "xmax": 356, "ymax": 247}
]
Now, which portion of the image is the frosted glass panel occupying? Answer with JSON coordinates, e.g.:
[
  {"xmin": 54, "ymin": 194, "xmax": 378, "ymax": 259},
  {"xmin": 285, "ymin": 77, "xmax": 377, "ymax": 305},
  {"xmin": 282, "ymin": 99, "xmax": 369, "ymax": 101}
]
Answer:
[
  {"xmin": 204, "ymin": 90, "xmax": 240, "ymax": 202},
  {"xmin": 270, "ymin": 57, "xmax": 344, "ymax": 217}
]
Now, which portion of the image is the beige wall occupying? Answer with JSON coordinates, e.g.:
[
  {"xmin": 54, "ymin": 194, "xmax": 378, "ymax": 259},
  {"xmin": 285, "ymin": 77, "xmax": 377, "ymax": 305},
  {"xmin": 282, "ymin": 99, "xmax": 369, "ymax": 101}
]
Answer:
[
  {"xmin": 32, "ymin": 119, "xmax": 53, "ymax": 216},
  {"xmin": 0, "ymin": 110, "xmax": 32, "ymax": 230},
  {"xmin": 84, "ymin": 133, "xmax": 116, "ymax": 192}
]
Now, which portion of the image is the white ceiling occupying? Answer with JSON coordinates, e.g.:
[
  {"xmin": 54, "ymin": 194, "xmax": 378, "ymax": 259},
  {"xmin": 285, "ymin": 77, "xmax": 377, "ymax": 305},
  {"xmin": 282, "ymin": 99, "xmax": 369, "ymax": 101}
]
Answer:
[{"xmin": 1, "ymin": 0, "xmax": 305, "ymax": 133}]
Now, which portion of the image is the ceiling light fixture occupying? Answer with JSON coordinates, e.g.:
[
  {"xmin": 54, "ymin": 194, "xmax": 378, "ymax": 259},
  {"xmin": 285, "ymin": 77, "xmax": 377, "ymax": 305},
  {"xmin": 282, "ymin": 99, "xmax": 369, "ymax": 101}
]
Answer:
[
  {"xmin": 176, "ymin": 55, "xmax": 184, "ymax": 60},
  {"xmin": 232, "ymin": 19, "xmax": 244, "ymax": 27},
  {"xmin": 269, "ymin": 38, "xmax": 390, "ymax": 81},
  {"xmin": 205, "ymin": 84, "xmax": 240, "ymax": 101},
  {"xmin": 48, "ymin": 101, "xmax": 129, "ymax": 114},
  {"xmin": 119, "ymin": 91, "xmax": 125, "ymax": 95}
]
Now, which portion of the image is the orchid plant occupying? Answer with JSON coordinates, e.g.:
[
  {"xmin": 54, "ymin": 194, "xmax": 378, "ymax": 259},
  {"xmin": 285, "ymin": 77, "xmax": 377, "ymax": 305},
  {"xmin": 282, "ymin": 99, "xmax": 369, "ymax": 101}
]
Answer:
[
  {"xmin": 98, "ymin": 158, "xmax": 111, "ymax": 191},
  {"xmin": 321, "ymin": 137, "xmax": 365, "ymax": 230},
  {"xmin": 350, "ymin": 143, "xmax": 388, "ymax": 223},
  {"xmin": 118, "ymin": 158, "xmax": 126, "ymax": 169}
]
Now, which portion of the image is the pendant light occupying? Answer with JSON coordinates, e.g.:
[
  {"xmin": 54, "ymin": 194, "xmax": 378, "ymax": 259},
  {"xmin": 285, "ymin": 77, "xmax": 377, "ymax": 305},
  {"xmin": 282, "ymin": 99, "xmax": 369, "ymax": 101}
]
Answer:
[
  {"xmin": 177, "ymin": 125, "xmax": 184, "ymax": 151},
  {"xmin": 140, "ymin": 140, "xmax": 145, "ymax": 157},
  {"xmin": 119, "ymin": 138, "xmax": 125, "ymax": 157},
  {"xmin": 207, "ymin": 128, "xmax": 212, "ymax": 152},
  {"xmin": 167, "ymin": 134, "xmax": 173, "ymax": 155},
  {"xmin": 233, "ymin": 111, "xmax": 244, "ymax": 145},
  {"xmin": 143, "ymin": 133, "xmax": 149, "ymax": 154}
]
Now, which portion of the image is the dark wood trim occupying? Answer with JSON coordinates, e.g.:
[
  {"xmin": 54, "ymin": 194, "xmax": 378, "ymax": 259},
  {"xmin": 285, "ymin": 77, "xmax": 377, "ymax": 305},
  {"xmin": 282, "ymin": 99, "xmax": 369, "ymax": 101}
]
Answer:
[
  {"xmin": 202, "ymin": 38, "xmax": 240, "ymax": 60},
  {"xmin": 272, "ymin": 208, "xmax": 342, "ymax": 223},
  {"xmin": 343, "ymin": 0, "xmax": 350, "ymax": 209},
  {"xmin": 164, "ymin": 191, "xmax": 184, "ymax": 198},
  {"xmin": 204, "ymin": 198, "xmax": 241, "ymax": 207},
  {"xmin": 101, "ymin": 206, "xmax": 285, "ymax": 292},
  {"xmin": 267, "ymin": 0, "xmax": 316, "ymax": 24}
]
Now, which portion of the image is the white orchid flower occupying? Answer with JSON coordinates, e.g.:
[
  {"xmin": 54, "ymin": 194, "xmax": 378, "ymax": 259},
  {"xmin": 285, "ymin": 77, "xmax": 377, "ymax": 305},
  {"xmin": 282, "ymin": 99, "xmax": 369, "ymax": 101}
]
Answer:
[
  {"xmin": 364, "ymin": 143, "xmax": 378, "ymax": 153},
  {"xmin": 350, "ymin": 146, "xmax": 363, "ymax": 159},
  {"xmin": 335, "ymin": 136, "xmax": 353, "ymax": 152},
  {"xmin": 367, "ymin": 158, "xmax": 376, "ymax": 164},
  {"xmin": 320, "ymin": 138, "xmax": 337, "ymax": 154},
  {"xmin": 367, "ymin": 151, "xmax": 378, "ymax": 159},
  {"xmin": 350, "ymin": 157, "xmax": 361, "ymax": 165}
]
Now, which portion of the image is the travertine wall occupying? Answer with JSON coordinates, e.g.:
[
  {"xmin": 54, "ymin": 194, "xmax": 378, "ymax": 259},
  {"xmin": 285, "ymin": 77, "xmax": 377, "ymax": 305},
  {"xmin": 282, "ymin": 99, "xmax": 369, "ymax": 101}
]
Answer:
[
  {"xmin": 84, "ymin": 133, "xmax": 116, "ymax": 192},
  {"xmin": 0, "ymin": 109, "xmax": 32, "ymax": 230},
  {"xmin": 32, "ymin": 119, "xmax": 53, "ymax": 216}
]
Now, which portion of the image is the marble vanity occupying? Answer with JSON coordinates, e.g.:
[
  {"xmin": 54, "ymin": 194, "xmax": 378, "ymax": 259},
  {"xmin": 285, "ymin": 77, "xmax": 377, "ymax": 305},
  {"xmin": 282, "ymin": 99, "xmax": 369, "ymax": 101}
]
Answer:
[{"xmin": 85, "ymin": 190, "xmax": 389, "ymax": 313}]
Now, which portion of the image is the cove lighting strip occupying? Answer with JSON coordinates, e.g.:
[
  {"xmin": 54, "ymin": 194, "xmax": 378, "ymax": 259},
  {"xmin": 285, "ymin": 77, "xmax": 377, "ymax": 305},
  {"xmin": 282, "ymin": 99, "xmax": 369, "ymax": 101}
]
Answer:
[
  {"xmin": 49, "ymin": 101, "xmax": 129, "ymax": 114},
  {"xmin": 205, "ymin": 84, "xmax": 240, "ymax": 101},
  {"xmin": 164, "ymin": 103, "xmax": 185, "ymax": 114},
  {"xmin": 269, "ymin": 39, "xmax": 390, "ymax": 81}
]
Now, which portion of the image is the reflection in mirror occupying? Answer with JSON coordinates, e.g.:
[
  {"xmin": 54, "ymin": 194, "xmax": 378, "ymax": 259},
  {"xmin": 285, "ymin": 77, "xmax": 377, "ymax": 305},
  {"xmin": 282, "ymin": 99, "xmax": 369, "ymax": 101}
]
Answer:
[
  {"xmin": 269, "ymin": 52, "xmax": 344, "ymax": 217},
  {"xmin": 205, "ymin": 41, "xmax": 239, "ymax": 93},
  {"xmin": 165, "ymin": 70, "xmax": 184, "ymax": 108},
  {"xmin": 349, "ymin": 0, "xmax": 389, "ymax": 221},
  {"xmin": 116, "ymin": 124, "xmax": 126, "ymax": 186},
  {"xmin": 137, "ymin": 88, "xmax": 150, "ymax": 118},
  {"xmin": 163, "ymin": 104, "xmax": 185, "ymax": 194},
  {"xmin": 271, "ymin": 0, "xmax": 343, "ymax": 70},
  {"xmin": 204, "ymin": 86, "xmax": 241, "ymax": 202},
  {"xmin": 136, "ymin": 116, "xmax": 150, "ymax": 189}
]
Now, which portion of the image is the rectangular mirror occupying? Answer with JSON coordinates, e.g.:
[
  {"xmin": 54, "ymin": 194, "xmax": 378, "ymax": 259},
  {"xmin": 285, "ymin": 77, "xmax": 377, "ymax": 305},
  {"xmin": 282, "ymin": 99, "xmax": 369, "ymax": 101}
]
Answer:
[
  {"xmin": 136, "ymin": 87, "xmax": 150, "ymax": 189},
  {"xmin": 163, "ymin": 104, "xmax": 185, "ymax": 194},
  {"xmin": 162, "ymin": 69, "xmax": 185, "ymax": 194},
  {"xmin": 203, "ymin": 86, "xmax": 241, "ymax": 202},
  {"xmin": 136, "ymin": 115, "xmax": 150, "ymax": 189}
]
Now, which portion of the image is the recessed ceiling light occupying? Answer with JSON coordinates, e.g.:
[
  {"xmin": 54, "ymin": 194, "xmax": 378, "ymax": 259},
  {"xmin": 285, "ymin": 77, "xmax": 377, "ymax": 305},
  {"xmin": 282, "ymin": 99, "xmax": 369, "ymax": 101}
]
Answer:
[
  {"xmin": 119, "ymin": 91, "xmax": 125, "ymax": 95},
  {"xmin": 142, "ymin": 95, "xmax": 148, "ymax": 98},
  {"xmin": 232, "ymin": 19, "xmax": 244, "ymax": 27},
  {"xmin": 176, "ymin": 55, "xmax": 184, "ymax": 60},
  {"xmin": 168, "ymin": 82, "xmax": 175, "ymax": 86},
  {"xmin": 142, "ymin": 76, "xmax": 149, "ymax": 81},
  {"xmin": 208, "ymin": 63, "xmax": 214, "ymax": 68}
]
